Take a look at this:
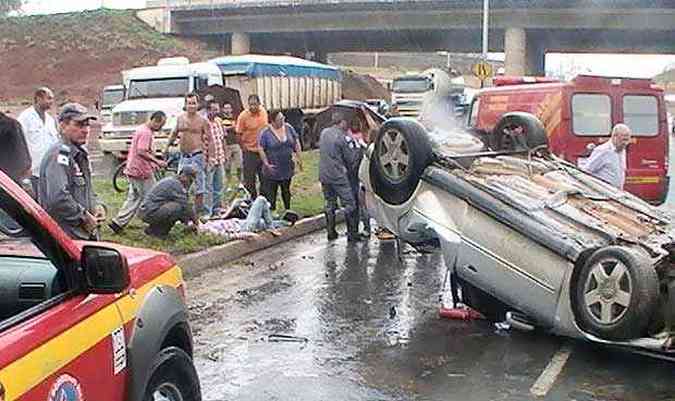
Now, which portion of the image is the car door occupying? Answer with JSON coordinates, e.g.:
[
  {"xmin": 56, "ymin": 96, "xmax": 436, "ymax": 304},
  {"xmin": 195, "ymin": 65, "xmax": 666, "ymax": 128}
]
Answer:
[{"xmin": 0, "ymin": 179, "xmax": 127, "ymax": 401}]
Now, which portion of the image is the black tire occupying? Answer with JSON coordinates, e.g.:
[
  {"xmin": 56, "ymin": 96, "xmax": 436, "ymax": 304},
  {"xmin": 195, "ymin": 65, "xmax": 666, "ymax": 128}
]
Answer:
[
  {"xmin": 301, "ymin": 122, "xmax": 313, "ymax": 151},
  {"xmin": 460, "ymin": 279, "xmax": 509, "ymax": 322},
  {"xmin": 370, "ymin": 118, "xmax": 433, "ymax": 205},
  {"xmin": 572, "ymin": 246, "xmax": 659, "ymax": 340},
  {"xmin": 492, "ymin": 112, "xmax": 548, "ymax": 152},
  {"xmin": 112, "ymin": 161, "xmax": 129, "ymax": 193},
  {"xmin": 143, "ymin": 347, "xmax": 201, "ymax": 401}
]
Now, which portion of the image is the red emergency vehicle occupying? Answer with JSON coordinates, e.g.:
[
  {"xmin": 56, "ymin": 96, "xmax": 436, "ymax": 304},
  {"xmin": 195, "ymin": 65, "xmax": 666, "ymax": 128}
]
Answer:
[
  {"xmin": 467, "ymin": 75, "xmax": 670, "ymax": 204},
  {"xmin": 0, "ymin": 170, "xmax": 201, "ymax": 401}
]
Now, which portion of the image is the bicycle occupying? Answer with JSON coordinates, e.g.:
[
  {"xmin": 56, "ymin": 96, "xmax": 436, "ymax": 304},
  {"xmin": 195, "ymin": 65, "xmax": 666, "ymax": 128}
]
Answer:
[{"xmin": 112, "ymin": 152, "xmax": 180, "ymax": 193}]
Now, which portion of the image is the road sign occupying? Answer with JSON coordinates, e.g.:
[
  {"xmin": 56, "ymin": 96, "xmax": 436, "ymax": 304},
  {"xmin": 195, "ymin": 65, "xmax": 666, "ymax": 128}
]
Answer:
[{"xmin": 472, "ymin": 62, "xmax": 493, "ymax": 80}]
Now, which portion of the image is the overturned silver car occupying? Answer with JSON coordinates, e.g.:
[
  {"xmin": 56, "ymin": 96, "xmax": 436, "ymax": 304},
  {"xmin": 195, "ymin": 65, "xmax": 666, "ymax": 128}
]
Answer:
[{"xmin": 360, "ymin": 113, "xmax": 675, "ymax": 357}]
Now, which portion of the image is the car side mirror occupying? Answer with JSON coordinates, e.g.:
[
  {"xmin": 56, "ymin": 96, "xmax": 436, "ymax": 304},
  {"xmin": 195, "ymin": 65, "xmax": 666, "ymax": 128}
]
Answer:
[{"xmin": 81, "ymin": 245, "xmax": 130, "ymax": 294}]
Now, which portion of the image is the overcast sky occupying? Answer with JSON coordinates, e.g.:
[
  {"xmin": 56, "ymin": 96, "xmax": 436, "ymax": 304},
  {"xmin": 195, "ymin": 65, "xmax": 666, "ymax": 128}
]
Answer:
[{"xmin": 19, "ymin": 1, "xmax": 675, "ymax": 79}]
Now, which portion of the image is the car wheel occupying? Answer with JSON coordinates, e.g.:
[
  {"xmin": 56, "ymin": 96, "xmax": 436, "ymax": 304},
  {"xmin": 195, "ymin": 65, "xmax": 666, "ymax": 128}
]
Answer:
[
  {"xmin": 301, "ymin": 122, "xmax": 313, "ymax": 151},
  {"xmin": 112, "ymin": 161, "xmax": 129, "ymax": 193},
  {"xmin": 370, "ymin": 118, "xmax": 433, "ymax": 205},
  {"xmin": 572, "ymin": 246, "xmax": 659, "ymax": 340},
  {"xmin": 460, "ymin": 279, "xmax": 508, "ymax": 322},
  {"xmin": 143, "ymin": 347, "xmax": 201, "ymax": 401},
  {"xmin": 492, "ymin": 112, "xmax": 548, "ymax": 152}
]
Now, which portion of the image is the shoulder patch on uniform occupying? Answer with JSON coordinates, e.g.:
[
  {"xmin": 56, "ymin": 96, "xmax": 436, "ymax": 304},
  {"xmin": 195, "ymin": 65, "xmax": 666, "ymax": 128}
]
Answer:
[{"xmin": 57, "ymin": 154, "xmax": 70, "ymax": 166}]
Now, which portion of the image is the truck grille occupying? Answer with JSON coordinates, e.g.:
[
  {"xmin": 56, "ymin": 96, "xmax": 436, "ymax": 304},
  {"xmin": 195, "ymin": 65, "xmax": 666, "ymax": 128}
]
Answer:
[{"xmin": 113, "ymin": 111, "xmax": 151, "ymax": 126}]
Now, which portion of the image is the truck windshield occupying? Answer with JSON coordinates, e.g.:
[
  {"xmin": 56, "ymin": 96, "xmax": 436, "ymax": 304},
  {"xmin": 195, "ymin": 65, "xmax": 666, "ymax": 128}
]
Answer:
[
  {"xmin": 101, "ymin": 89, "xmax": 124, "ymax": 108},
  {"xmin": 392, "ymin": 78, "xmax": 432, "ymax": 93},
  {"xmin": 127, "ymin": 77, "xmax": 190, "ymax": 100}
]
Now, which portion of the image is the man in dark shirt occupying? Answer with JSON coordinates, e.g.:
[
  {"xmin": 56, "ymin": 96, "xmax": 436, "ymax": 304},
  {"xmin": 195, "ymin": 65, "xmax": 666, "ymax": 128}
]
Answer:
[
  {"xmin": 39, "ymin": 103, "xmax": 104, "ymax": 240},
  {"xmin": 138, "ymin": 165, "xmax": 199, "ymax": 239},
  {"xmin": 318, "ymin": 111, "xmax": 361, "ymax": 242}
]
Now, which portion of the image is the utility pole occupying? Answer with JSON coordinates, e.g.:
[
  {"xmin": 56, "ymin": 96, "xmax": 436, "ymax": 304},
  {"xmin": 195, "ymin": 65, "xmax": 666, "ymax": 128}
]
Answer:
[{"xmin": 482, "ymin": 0, "xmax": 489, "ymax": 59}]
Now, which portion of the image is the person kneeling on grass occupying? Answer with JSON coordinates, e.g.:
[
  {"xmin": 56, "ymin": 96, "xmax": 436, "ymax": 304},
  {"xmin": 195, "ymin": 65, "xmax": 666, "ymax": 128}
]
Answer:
[{"xmin": 138, "ymin": 165, "xmax": 199, "ymax": 239}]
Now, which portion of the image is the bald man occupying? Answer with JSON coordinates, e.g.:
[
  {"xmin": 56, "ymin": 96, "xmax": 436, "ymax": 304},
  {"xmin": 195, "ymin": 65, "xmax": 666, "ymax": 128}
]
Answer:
[
  {"xmin": 17, "ymin": 87, "xmax": 59, "ymax": 196},
  {"xmin": 581, "ymin": 123, "xmax": 631, "ymax": 189}
]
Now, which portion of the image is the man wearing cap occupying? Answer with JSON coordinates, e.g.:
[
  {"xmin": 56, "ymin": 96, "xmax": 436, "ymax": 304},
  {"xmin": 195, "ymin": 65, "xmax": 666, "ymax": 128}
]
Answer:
[
  {"xmin": 17, "ymin": 87, "xmax": 59, "ymax": 197},
  {"xmin": 138, "ymin": 165, "xmax": 199, "ymax": 239},
  {"xmin": 39, "ymin": 103, "xmax": 105, "ymax": 240}
]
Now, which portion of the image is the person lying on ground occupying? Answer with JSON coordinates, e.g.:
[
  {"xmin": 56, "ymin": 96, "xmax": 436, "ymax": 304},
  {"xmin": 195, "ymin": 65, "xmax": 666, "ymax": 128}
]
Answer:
[
  {"xmin": 138, "ymin": 165, "xmax": 199, "ymax": 239},
  {"xmin": 198, "ymin": 196, "xmax": 290, "ymax": 240}
]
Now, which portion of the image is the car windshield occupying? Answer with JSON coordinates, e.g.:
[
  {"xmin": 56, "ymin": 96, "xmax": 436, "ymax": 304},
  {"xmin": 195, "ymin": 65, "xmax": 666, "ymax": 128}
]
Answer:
[
  {"xmin": 101, "ymin": 89, "xmax": 125, "ymax": 107},
  {"xmin": 392, "ymin": 78, "xmax": 432, "ymax": 93},
  {"xmin": 127, "ymin": 77, "xmax": 189, "ymax": 99}
]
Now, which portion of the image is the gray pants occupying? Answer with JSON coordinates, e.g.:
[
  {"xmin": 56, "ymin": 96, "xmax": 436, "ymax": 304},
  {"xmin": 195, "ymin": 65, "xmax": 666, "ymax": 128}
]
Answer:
[
  {"xmin": 322, "ymin": 182, "xmax": 356, "ymax": 215},
  {"xmin": 113, "ymin": 176, "xmax": 155, "ymax": 227},
  {"xmin": 142, "ymin": 201, "xmax": 192, "ymax": 236}
]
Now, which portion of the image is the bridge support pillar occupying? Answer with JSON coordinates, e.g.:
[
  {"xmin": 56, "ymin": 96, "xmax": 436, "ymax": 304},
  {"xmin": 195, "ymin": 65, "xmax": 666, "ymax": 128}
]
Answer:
[
  {"xmin": 505, "ymin": 27, "xmax": 546, "ymax": 76},
  {"xmin": 504, "ymin": 27, "xmax": 527, "ymax": 76},
  {"xmin": 231, "ymin": 32, "xmax": 250, "ymax": 55}
]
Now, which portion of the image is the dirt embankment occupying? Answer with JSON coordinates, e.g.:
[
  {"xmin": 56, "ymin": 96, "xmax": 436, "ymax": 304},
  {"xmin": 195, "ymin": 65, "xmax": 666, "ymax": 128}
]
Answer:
[
  {"xmin": 0, "ymin": 9, "xmax": 389, "ymax": 106},
  {"xmin": 0, "ymin": 9, "xmax": 206, "ymax": 105}
]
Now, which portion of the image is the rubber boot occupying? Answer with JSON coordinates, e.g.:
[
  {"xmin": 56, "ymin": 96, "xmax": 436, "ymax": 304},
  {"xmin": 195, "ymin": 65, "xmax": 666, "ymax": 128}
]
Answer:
[
  {"xmin": 325, "ymin": 210, "xmax": 338, "ymax": 241},
  {"xmin": 346, "ymin": 211, "xmax": 362, "ymax": 243}
]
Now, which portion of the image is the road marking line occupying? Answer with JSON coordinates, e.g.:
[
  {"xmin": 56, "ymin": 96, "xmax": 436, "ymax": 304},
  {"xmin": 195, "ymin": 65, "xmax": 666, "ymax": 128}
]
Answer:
[{"xmin": 530, "ymin": 344, "xmax": 573, "ymax": 398}]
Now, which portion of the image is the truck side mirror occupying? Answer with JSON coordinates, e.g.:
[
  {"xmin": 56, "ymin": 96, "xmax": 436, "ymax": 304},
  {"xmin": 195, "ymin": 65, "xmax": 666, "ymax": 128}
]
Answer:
[{"xmin": 81, "ymin": 245, "xmax": 130, "ymax": 294}]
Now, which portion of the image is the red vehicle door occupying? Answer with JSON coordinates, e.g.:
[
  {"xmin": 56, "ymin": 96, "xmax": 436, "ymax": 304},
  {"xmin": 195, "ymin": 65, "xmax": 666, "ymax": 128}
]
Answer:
[
  {"xmin": 0, "ymin": 178, "xmax": 127, "ymax": 401},
  {"xmin": 615, "ymin": 89, "xmax": 668, "ymax": 203}
]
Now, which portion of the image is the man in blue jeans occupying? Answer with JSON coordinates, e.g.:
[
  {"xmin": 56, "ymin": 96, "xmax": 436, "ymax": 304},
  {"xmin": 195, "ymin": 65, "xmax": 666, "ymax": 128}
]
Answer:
[
  {"xmin": 165, "ymin": 92, "xmax": 210, "ymax": 218},
  {"xmin": 205, "ymin": 101, "xmax": 228, "ymax": 216}
]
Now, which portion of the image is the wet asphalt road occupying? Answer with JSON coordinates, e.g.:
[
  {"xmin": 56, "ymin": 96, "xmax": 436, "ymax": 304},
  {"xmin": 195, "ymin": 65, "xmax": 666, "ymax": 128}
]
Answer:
[{"xmin": 186, "ymin": 140, "xmax": 675, "ymax": 401}]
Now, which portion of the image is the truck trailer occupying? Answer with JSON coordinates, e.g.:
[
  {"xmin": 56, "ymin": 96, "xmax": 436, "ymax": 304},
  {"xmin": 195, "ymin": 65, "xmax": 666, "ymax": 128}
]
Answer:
[{"xmin": 99, "ymin": 55, "xmax": 342, "ymax": 169}]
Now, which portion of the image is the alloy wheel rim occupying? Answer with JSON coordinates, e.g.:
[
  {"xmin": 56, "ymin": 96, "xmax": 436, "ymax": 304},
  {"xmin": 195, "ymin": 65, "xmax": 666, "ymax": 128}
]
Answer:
[
  {"xmin": 379, "ymin": 129, "xmax": 410, "ymax": 183},
  {"xmin": 152, "ymin": 382, "xmax": 184, "ymax": 401},
  {"xmin": 583, "ymin": 258, "xmax": 632, "ymax": 325}
]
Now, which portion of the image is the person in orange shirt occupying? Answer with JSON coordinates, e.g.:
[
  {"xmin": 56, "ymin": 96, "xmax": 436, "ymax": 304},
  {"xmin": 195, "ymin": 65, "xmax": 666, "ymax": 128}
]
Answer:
[{"xmin": 236, "ymin": 94, "xmax": 269, "ymax": 198}]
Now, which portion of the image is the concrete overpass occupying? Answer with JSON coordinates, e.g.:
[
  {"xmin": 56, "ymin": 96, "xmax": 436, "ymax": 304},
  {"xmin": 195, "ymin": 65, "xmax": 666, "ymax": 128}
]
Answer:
[{"xmin": 155, "ymin": 0, "xmax": 675, "ymax": 76}]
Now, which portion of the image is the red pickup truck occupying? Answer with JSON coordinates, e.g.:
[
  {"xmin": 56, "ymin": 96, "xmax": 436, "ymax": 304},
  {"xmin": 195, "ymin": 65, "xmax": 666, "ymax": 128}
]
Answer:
[{"xmin": 0, "ymin": 170, "xmax": 201, "ymax": 401}]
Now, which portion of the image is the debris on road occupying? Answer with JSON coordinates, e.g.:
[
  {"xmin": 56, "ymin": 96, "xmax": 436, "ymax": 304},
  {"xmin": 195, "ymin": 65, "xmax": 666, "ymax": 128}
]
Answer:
[
  {"xmin": 494, "ymin": 321, "xmax": 511, "ymax": 331},
  {"xmin": 438, "ymin": 306, "xmax": 485, "ymax": 321},
  {"xmin": 268, "ymin": 334, "xmax": 309, "ymax": 343}
]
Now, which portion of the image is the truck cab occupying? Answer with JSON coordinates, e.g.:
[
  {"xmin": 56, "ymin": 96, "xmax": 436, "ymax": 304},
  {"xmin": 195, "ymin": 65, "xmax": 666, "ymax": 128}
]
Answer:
[
  {"xmin": 100, "ymin": 57, "xmax": 222, "ymax": 164},
  {"xmin": 392, "ymin": 68, "xmax": 453, "ymax": 118},
  {"xmin": 467, "ymin": 74, "xmax": 670, "ymax": 205},
  {"xmin": 98, "ymin": 84, "xmax": 125, "ymax": 125}
]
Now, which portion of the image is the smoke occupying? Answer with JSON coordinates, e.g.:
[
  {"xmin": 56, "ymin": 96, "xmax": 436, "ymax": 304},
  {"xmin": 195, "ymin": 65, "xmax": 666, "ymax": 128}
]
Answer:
[{"xmin": 417, "ymin": 94, "xmax": 484, "ymax": 153}]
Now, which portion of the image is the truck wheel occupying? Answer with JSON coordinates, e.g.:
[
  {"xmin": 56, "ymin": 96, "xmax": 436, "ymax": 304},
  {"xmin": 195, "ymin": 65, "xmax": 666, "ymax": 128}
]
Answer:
[
  {"xmin": 370, "ymin": 118, "xmax": 433, "ymax": 205},
  {"xmin": 572, "ymin": 246, "xmax": 658, "ymax": 340},
  {"xmin": 492, "ymin": 112, "xmax": 548, "ymax": 152},
  {"xmin": 112, "ymin": 162, "xmax": 129, "ymax": 193},
  {"xmin": 143, "ymin": 347, "xmax": 201, "ymax": 401}
]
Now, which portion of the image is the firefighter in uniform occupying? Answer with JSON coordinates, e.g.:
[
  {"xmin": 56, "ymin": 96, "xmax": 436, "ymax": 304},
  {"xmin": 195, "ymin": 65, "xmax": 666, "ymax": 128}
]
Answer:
[
  {"xmin": 318, "ymin": 110, "xmax": 362, "ymax": 242},
  {"xmin": 39, "ymin": 103, "xmax": 105, "ymax": 240}
]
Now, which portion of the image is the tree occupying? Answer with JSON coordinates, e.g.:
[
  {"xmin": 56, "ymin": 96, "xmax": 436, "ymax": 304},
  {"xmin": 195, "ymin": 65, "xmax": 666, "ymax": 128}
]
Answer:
[{"xmin": 0, "ymin": 0, "xmax": 23, "ymax": 16}]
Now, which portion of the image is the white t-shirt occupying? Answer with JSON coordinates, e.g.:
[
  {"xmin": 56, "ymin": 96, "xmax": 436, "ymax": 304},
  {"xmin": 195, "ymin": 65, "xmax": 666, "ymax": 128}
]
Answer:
[{"xmin": 17, "ymin": 106, "xmax": 59, "ymax": 177}]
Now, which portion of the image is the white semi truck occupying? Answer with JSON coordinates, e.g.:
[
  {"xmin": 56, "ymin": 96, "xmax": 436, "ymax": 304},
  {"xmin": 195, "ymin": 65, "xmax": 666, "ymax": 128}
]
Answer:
[
  {"xmin": 100, "ymin": 55, "xmax": 342, "ymax": 168},
  {"xmin": 391, "ymin": 68, "xmax": 467, "ymax": 118}
]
